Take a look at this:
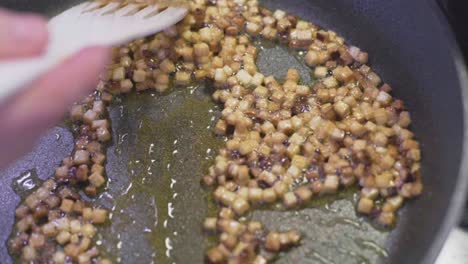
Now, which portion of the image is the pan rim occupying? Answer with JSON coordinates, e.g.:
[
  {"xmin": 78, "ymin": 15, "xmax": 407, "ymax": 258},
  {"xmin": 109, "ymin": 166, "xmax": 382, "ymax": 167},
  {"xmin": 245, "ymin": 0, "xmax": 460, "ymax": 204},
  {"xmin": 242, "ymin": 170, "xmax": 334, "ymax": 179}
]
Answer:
[{"xmin": 421, "ymin": 0, "xmax": 468, "ymax": 263}]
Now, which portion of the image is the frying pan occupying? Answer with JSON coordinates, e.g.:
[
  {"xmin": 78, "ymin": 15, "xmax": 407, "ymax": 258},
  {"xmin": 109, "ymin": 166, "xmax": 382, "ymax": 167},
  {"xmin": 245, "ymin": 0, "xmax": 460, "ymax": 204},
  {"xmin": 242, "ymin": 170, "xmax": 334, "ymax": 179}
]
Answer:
[{"xmin": 1, "ymin": 0, "xmax": 468, "ymax": 263}]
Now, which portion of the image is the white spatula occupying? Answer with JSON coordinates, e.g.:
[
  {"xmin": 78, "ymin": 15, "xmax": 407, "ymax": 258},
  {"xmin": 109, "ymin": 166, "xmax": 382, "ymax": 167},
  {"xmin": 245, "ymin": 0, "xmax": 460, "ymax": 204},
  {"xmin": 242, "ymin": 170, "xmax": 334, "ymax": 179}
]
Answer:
[{"xmin": 0, "ymin": 1, "xmax": 187, "ymax": 102}]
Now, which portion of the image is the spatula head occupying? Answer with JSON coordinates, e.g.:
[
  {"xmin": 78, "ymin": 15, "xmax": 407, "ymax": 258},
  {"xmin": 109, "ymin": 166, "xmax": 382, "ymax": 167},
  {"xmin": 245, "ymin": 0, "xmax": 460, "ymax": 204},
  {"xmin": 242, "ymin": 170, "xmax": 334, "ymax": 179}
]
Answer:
[{"xmin": 48, "ymin": 1, "xmax": 188, "ymax": 56}]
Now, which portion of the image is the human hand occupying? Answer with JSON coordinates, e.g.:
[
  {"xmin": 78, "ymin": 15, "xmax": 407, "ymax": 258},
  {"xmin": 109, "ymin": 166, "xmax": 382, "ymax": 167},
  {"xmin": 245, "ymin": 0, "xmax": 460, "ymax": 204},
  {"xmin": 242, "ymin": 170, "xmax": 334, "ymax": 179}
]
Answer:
[{"xmin": 0, "ymin": 9, "xmax": 111, "ymax": 169}]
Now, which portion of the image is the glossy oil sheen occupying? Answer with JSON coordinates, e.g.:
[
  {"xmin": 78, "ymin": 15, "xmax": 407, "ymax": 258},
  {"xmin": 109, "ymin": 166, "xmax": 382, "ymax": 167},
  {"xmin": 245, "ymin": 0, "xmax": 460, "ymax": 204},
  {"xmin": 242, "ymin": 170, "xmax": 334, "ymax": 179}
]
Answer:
[{"xmin": 93, "ymin": 85, "xmax": 223, "ymax": 263}]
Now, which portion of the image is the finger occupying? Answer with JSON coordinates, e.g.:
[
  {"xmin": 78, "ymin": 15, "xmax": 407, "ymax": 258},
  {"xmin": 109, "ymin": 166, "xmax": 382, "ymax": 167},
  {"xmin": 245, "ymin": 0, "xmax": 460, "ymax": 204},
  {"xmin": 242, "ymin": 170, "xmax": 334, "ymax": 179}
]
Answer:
[
  {"xmin": 12, "ymin": 46, "xmax": 111, "ymax": 120},
  {"xmin": 0, "ymin": 46, "xmax": 110, "ymax": 168},
  {"xmin": 0, "ymin": 9, "xmax": 48, "ymax": 59}
]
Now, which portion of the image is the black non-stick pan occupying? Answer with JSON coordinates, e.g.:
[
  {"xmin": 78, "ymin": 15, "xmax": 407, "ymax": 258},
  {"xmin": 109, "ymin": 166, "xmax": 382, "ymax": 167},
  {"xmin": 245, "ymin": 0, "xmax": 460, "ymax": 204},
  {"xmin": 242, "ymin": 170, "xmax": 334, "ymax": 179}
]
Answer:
[{"xmin": 1, "ymin": 0, "xmax": 468, "ymax": 263}]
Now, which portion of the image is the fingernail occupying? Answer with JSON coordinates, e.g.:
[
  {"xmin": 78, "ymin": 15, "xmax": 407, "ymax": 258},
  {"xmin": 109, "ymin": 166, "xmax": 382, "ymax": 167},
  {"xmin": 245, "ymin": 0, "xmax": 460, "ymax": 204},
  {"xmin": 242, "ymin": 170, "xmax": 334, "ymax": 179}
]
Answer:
[{"xmin": 12, "ymin": 15, "xmax": 47, "ymax": 43}]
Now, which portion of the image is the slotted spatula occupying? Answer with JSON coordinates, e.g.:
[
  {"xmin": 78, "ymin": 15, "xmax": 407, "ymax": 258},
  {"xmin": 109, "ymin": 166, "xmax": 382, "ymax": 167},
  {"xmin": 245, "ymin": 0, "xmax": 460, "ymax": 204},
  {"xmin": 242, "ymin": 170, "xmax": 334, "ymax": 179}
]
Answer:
[{"xmin": 0, "ymin": 1, "xmax": 187, "ymax": 102}]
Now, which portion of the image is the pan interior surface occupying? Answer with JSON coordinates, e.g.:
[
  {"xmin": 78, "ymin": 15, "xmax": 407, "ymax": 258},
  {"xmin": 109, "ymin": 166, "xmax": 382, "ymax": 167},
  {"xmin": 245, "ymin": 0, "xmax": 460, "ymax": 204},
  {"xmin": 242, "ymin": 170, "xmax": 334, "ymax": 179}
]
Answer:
[{"xmin": 0, "ymin": 0, "xmax": 466, "ymax": 264}]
